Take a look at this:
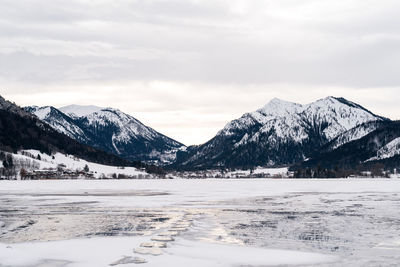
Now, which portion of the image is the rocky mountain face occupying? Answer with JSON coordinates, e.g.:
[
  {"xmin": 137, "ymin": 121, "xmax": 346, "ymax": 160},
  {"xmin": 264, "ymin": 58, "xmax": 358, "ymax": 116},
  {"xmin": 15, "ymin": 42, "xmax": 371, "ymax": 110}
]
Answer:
[
  {"xmin": 323, "ymin": 120, "xmax": 387, "ymax": 151},
  {"xmin": 173, "ymin": 97, "xmax": 388, "ymax": 170},
  {"xmin": 25, "ymin": 105, "xmax": 185, "ymax": 165},
  {"xmin": 298, "ymin": 120, "xmax": 400, "ymax": 171}
]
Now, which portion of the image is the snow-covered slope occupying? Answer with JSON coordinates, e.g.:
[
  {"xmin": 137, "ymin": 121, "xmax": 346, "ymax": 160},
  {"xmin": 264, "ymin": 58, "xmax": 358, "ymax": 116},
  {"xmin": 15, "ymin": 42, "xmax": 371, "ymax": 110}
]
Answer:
[
  {"xmin": 175, "ymin": 97, "xmax": 387, "ymax": 169},
  {"xmin": 326, "ymin": 121, "xmax": 386, "ymax": 150},
  {"xmin": 11, "ymin": 149, "xmax": 149, "ymax": 179},
  {"xmin": 366, "ymin": 137, "xmax": 400, "ymax": 162},
  {"xmin": 25, "ymin": 105, "xmax": 184, "ymax": 165},
  {"xmin": 299, "ymin": 120, "xmax": 400, "ymax": 171},
  {"xmin": 25, "ymin": 106, "xmax": 90, "ymax": 143}
]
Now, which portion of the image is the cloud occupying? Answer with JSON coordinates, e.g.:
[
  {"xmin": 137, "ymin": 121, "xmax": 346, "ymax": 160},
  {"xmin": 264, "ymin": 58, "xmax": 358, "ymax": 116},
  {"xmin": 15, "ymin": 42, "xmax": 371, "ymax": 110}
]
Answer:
[{"xmin": 0, "ymin": 0, "xmax": 399, "ymax": 144}]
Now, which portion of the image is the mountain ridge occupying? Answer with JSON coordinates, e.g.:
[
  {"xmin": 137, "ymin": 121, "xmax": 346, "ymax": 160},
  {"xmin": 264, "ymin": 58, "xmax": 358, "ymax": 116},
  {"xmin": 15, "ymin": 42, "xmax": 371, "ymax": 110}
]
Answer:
[
  {"xmin": 172, "ymin": 96, "xmax": 388, "ymax": 170},
  {"xmin": 0, "ymin": 96, "xmax": 142, "ymax": 168},
  {"xmin": 22, "ymin": 96, "xmax": 397, "ymax": 173},
  {"xmin": 25, "ymin": 104, "xmax": 185, "ymax": 165}
]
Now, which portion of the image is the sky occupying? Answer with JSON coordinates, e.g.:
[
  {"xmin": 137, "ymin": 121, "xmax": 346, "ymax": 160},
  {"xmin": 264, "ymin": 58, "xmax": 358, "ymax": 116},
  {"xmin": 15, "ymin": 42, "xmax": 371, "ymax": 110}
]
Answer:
[{"xmin": 1, "ymin": 0, "xmax": 400, "ymax": 145}]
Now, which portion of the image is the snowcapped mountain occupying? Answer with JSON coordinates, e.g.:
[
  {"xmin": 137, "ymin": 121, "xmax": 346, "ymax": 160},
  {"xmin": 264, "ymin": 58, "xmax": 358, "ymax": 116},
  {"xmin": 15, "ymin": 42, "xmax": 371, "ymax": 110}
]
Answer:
[
  {"xmin": 174, "ymin": 96, "xmax": 388, "ymax": 170},
  {"xmin": 25, "ymin": 105, "xmax": 185, "ymax": 165},
  {"xmin": 0, "ymin": 95, "xmax": 135, "ymax": 168}
]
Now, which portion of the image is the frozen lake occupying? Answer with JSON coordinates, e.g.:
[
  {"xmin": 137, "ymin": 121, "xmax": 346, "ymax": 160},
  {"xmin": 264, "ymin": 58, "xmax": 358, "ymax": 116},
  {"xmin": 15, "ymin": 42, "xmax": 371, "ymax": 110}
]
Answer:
[{"xmin": 1, "ymin": 179, "xmax": 400, "ymax": 266}]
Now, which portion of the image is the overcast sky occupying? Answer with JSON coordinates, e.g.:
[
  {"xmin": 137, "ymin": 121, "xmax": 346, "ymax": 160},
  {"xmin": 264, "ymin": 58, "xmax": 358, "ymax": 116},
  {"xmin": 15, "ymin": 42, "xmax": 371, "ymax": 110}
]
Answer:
[{"xmin": 1, "ymin": 0, "xmax": 400, "ymax": 145}]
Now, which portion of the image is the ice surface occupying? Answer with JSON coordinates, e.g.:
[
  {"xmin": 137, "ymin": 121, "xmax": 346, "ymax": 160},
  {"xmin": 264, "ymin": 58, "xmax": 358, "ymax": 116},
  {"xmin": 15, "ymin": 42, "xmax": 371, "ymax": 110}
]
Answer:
[
  {"xmin": 1, "ymin": 179, "xmax": 400, "ymax": 266},
  {"xmin": 0, "ymin": 236, "xmax": 335, "ymax": 267}
]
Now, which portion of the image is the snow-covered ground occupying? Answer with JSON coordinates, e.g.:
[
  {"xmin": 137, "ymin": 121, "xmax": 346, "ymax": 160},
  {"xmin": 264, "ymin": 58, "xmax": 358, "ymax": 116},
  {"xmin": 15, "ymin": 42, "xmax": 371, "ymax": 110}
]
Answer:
[
  {"xmin": 1, "ymin": 179, "xmax": 400, "ymax": 266},
  {"xmin": 12, "ymin": 149, "xmax": 148, "ymax": 179}
]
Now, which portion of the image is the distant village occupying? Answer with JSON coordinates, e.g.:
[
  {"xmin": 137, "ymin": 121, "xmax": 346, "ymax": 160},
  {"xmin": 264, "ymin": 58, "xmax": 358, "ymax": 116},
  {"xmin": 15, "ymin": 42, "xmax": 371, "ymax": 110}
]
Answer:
[
  {"xmin": 166, "ymin": 169, "xmax": 293, "ymax": 179},
  {"xmin": 19, "ymin": 168, "xmax": 152, "ymax": 180}
]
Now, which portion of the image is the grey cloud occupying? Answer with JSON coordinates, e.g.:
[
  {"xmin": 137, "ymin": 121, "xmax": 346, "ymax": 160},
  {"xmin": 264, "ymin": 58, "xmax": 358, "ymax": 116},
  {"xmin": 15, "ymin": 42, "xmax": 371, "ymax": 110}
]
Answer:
[{"xmin": 1, "ymin": 0, "xmax": 400, "ymax": 144}]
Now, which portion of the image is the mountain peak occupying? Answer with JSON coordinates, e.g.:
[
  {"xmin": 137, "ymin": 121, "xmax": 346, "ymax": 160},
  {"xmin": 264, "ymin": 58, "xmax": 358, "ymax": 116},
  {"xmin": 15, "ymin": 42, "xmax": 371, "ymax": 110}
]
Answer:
[
  {"xmin": 312, "ymin": 96, "xmax": 340, "ymax": 104},
  {"xmin": 258, "ymin": 98, "xmax": 303, "ymax": 117},
  {"xmin": 59, "ymin": 104, "xmax": 104, "ymax": 117},
  {"xmin": 268, "ymin": 97, "xmax": 294, "ymax": 105},
  {"xmin": 269, "ymin": 97, "xmax": 286, "ymax": 103},
  {"xmin": 29, "ymin": 106, "xmax": 52, "ymax": 120},
  {"xmin": 312, "ymin": 96, "xmax": 388, "ymax": 121}
]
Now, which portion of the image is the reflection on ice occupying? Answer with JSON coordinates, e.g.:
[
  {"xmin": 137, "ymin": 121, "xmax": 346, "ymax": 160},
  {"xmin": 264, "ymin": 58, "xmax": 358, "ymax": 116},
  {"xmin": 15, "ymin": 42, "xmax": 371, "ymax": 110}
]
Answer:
[{"xmin": 1, "ymin": 179, "xmax": 400, "ymax": 266}]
